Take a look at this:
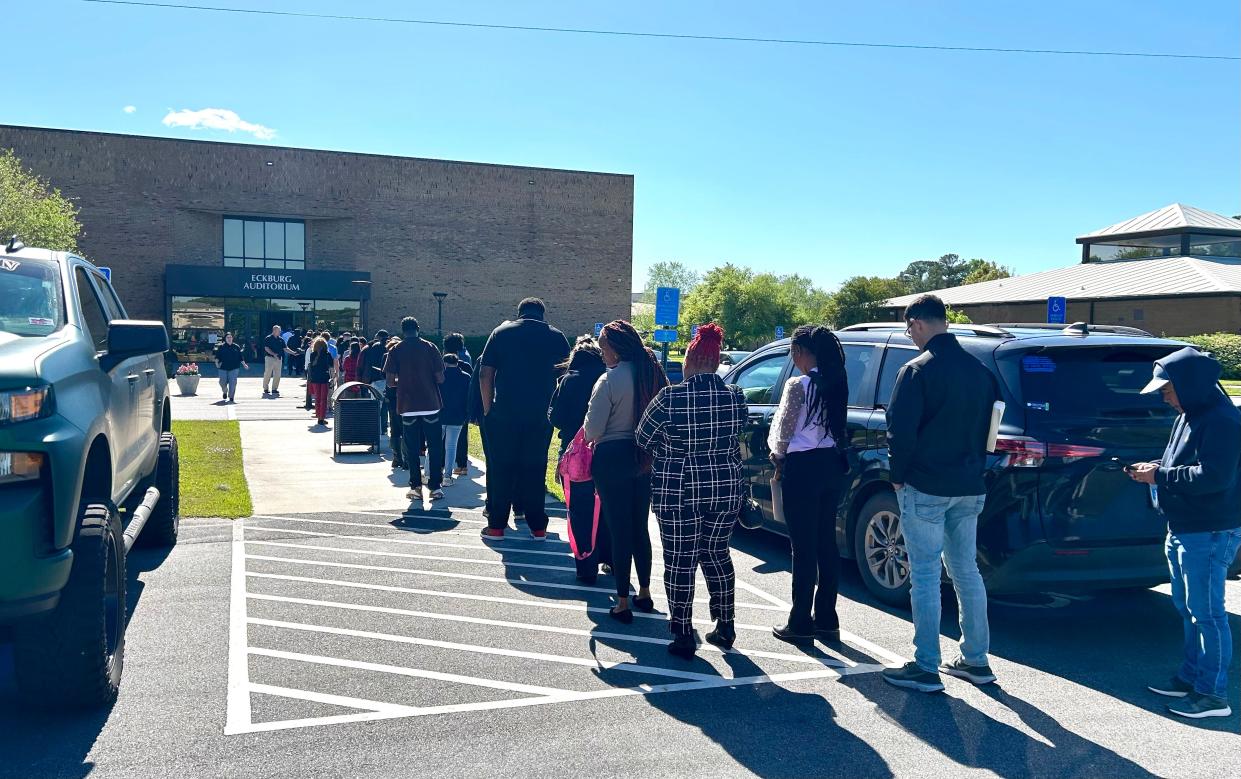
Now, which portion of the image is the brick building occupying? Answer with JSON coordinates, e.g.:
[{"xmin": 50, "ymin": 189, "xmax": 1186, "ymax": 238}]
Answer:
[
  {"xmin": 883, "ymin": 204, "xmax": 1241, "ymax": 336},
  {"xmin": 0, "ymin": 125, "xmax": 633, "ymax": 361}
]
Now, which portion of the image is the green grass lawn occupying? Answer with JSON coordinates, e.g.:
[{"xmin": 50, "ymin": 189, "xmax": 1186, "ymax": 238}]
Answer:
[
  {"xmin": 171, "ymin": 420, "xmax": 253, "ymax": 518},
  {"xmin": 466, "ymin": 423, "xmax": 564, "ymax": 502},
  {"xmin": 1224, "ymin": 380, "xmax": 1240, "ymax": 397}
]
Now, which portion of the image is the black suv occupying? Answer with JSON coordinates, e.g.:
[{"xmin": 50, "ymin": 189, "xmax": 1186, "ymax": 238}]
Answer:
[{"xmin": 725, "ymin": 322, "xmax": 1241, "ymax": 606}]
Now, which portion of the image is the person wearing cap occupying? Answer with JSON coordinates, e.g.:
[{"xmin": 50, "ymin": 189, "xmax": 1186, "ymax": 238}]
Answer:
[
  {"xmin": 636, "ymin": 323, "xmax": 748, "ymax": 658},
  {"xmin": 1129, "ymin": 347, "xmax": 1241, "ymax": 720}
]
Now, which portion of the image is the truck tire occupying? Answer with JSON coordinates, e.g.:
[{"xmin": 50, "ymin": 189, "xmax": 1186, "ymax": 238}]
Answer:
[
  {"xmin": 853, "ymin": 491, "xmax": 912, "ymax": 608},
  {"xmin": 137, "ymin": 432, "xmax": 180, "ymax": 548},
  {"xmin": 14, "ymin": 503, "xmax": 126, "ymax": 709}
]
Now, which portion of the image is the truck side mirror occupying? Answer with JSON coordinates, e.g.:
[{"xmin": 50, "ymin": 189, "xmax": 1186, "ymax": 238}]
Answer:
[{"xmin": 104, "ymin": 320, "xmax": 170, "ymax": 364}]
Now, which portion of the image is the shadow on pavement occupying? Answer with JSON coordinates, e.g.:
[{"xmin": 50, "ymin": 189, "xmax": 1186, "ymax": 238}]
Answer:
[
  {"xmin": 0, "ymin": 542, "xmax": 174, "ymax": 779},
  {"xmin": 847, "ymin": 673, "xmax": 1161, "ymax": 779}
]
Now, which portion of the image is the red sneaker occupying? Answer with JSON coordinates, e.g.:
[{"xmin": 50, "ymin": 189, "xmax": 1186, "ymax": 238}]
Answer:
[{"xmin": 480, "ymin": 528, "xmax": 504, "ymax": 540}]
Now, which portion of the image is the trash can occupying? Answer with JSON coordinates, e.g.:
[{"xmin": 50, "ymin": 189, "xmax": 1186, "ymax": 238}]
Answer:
[{"xmin": 332, "ymin": 381, "xmax": 383, "ymax": 455}]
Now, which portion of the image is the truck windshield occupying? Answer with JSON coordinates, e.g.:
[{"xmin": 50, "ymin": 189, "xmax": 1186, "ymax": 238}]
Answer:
[{"xmin": 0, "ymin": 258, "xmax": 63, "ymax": 336}]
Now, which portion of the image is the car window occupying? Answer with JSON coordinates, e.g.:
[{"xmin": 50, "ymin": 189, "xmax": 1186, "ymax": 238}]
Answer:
[
  {"xmin": 788, "ymin": 343, "xmax": 877, "ymax": 407},
  {"xmin": 733, "ymin": 352, "xmax": 787, "ymax": 404},
  {"xmin": 92, "ymin": 273, "xmax": 126, "ymax": 321},
  {"xmin": 876, "ymin": 347, "xmax": 918, "ymax": 408},
  {"xmin": 74, "ymin": 266, "xmax": 112, "ymax": 353}
]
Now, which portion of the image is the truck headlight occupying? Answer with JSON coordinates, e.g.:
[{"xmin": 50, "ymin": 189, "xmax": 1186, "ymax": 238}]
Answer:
[
  {"xmin": 0, "ymin": 386, "xmax": 52, "ymax": 424},
  {"xmin": 0, "ymin": 452, "xmax": 44, "ymax": 485}
]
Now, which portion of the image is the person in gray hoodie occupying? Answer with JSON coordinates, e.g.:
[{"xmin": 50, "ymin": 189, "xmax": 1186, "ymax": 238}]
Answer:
[{"xmin": 1129, "ymin": 347, "xmax": 1241, "ymax": 720}]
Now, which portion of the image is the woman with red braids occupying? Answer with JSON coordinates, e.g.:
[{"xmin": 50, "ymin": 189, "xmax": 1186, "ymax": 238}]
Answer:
[
  {"xmin": 583, "ymin": 320, "xmax": 668, "ymax": 622},
  {"xmin": 636, "ymin": 323, "xmax": 749, "ymax": 658}
]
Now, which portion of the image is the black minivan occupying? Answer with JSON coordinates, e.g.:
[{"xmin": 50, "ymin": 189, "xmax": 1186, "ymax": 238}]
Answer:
[{"xmin": 724, "ymin": 322, "xmax": 1241, "ymax": 606}]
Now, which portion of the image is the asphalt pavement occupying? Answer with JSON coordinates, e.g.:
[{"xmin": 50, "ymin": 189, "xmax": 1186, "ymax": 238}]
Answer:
[{"xmin": 2, "ymin": 503, "xmax": 1238, "ymax": 779}]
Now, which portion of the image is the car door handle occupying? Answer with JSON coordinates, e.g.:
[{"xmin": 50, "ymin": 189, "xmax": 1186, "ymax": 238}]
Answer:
[
  {"xmin": 127, "ymin": 374, "xmax": 139, "ymax": 383},
  {"xmin": 748, "ymin": 412, "xmax": 769, "ymax": 424},
  {"xmin": 143, "ymin": 369, "xmax": 156, "ymax": 376}
]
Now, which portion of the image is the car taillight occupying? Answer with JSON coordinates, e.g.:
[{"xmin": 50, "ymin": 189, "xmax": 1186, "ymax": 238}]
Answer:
[{"xmin": 994, "ymin": 437, "xmax": 1104, "ymax": 468}]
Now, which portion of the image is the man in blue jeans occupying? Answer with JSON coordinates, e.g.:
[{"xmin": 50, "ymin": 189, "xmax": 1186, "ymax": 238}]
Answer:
[
  {"xmin": 883, "ymin": 295, "xmax": 1000, "ymax": 693},
  {"xmin": 1129, "ymin": 347, "xmax": 1241, "ymax": 719}
]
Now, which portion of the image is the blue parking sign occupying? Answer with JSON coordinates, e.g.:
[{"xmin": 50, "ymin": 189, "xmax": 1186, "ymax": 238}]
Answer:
[
  {"xmin": 1047, "ymin": 296, "xmax": 1067, "ymax": 324},
  {"xmin": 654, "ymin": 287, "xmax": 681, "ymax": 327},
  {"xmin": 97, "ymin": 266, "xmax": 112, "ymax": 282},
  {"xmin": 653, "ymin": 329, "xmax": 678, "ymax": 343},
  {"xmin": 594, "ymin": 322, "xmax": 604, "ymax": 338},
  {"xmin": 775, "ymin": 326, "xmax": 785, "ymax": 339},
  {"xmin": 691, "ymin": 324, "xmax": 699, "ymax": 340}
]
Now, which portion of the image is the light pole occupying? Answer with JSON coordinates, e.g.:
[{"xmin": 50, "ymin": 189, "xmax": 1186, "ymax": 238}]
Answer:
[{"xmin": 433, "ymin": 292, "xmax": 447, "ymax": 338}]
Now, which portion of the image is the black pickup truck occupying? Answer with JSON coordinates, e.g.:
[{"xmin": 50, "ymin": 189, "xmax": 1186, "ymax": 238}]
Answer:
[{"xmin": 0, "ymin": 238, "xmax": 180, "ymax": 708}]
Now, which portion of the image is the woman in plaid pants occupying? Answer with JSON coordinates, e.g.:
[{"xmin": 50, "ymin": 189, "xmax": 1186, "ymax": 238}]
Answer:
[{"xmin": 636, "ymin": 324, "xmax": 749, "ymax": 658}]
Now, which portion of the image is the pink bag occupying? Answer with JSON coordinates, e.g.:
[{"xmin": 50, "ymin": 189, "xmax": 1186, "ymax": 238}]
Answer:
[{"xmin": 558, "ymin": 428, "xmax": 602, "ymax": 561}]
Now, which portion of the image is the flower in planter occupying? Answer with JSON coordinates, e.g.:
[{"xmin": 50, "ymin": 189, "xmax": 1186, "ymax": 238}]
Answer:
[{"xmin": 176, "ymin": 363, "xmax": 200, "ymax": 376}]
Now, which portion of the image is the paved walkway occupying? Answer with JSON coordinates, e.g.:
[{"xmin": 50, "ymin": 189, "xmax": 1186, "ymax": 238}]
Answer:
[{"xmin": 171, "ymin": 376, "xmax": 491, "ymax": 515}]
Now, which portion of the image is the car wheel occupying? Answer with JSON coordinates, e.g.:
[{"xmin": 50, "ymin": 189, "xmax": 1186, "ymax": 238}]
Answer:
[
  {"xmin": 853, "ymin": 491, "xmax": 912, "ymax": 607},
  {"xmin": 138, "ymin": 432, "xmax": 180, "ymax": 548},
  {"xmin": 14, "ymin": 502, "xmax": 126, "ymax": 709}
]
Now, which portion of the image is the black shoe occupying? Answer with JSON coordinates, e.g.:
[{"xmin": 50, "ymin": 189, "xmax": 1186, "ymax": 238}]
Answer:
[
  {"xmin": 940, "ymin": 657, "xmax": 997, "ymax": 685},
  {"xmin": 882, "ymin": 662, "xmax": 945, "ymax": 693},
  {"xmin": 600, "ymin": 563, "xmax": 613, "ymax": 576},
  {"xmin": 577, "ymin": 575, "xmax": 598, "ymax": 586},
  {"xmin": 222, "ymin": 391, "xmax": 228, "ymax": 400},
  {"xmin": 705, "ymin": 621, "xmax": 736, "ymax": 649},
  {"xmin": 1148, "ymin": 675, "xmax": 1194, "ymax": 698},
  {"xmin": 272, "ymin": 390, "xmax": 280, "ymax": 397},
  {"xmin": 1168, "ymin": 692, "xmax": 1232, "ymax": 719},
  {"xmin": 772, "ymin": 624, "xmax": 814, "ymax": 646},
  {"xmin": 633, "ymin": 596, "xmax": 655, "ymax": 613},
  {"xmin": 608, "ymin": 607, "xmax": 633, "ymax": 625},
  {"xmin": 814, "ymin": 627, "xmax": 841, "ymax": 644},
  {"xmin": 667, "ymin": 634, "xmax": 697, "ymax": 659}
]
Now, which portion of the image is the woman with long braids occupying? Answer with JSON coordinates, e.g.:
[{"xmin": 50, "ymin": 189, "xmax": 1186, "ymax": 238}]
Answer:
[
  {"xmin": 637, "ymin": 323, "xmax": 748, "ymax": 658},
  {"xmin": 583, "ymin": 320, "xmax": 669, "ymax": 623},
  {"xmin": 769, "ymin": 325, "xmax": 851, "ymax": 646}
]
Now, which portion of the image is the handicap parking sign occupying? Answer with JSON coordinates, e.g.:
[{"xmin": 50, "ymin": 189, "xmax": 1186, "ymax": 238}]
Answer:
[
  {"xmin": 654, "ymin": 287, "xmax": 681, "ymax": 327},
  {"xmin": 775, "ymin": 326, "xmax": 785, "ymax": 339},
  {"xmin": 594, "ymin": 322, "xmax": 604, "ymax": 338},
  {"xmin": 1047, "ymin": 296, "xmax": 1067, "ymax": 325}
]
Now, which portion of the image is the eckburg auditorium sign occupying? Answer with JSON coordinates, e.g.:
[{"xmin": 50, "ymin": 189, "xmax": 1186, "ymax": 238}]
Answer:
[{"xmin": 165, "ymin": 264, "xmax": 372, "ymax": 302}]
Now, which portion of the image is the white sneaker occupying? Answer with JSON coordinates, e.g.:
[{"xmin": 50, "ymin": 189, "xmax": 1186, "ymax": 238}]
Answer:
[
  {"xmin": 406, "ymin": 487, "xmax": 423, "ymax": 501},
  {"xmin": 430, "ymin": 489, "xmax": 445, "ymax": 501},
  {"xmin": 442, "ymin": 476, "xmax": 455, "ymax": 487}
]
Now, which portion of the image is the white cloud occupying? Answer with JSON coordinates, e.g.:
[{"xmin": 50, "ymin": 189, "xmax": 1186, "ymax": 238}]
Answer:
[
  {"xmin": 161, "ymin": 108, "xmax": 277, "ymax": 140},
  {"xmin": 123, "ymin": 105, "xmax": 136, "ymax": 114}
]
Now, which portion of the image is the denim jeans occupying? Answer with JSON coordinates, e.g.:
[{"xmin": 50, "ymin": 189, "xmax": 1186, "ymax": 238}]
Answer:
[
  {"xmin": 217, "ymin": 368, "xmax": 239, "ymax": 400},
  {"xmin": 401, "ymin": 413, "xmax": 443, "ymax": 490},
  {"xmin": 899, "ymin": 485, "xmax": 990, "ymax": 673},
  {"xmin": 1167, "ymin": 528, "xmax": 1241, "ymax": 698},
  {"xmin": 441, "ymin": 424, "xmax": 463, "ymax": 480}
]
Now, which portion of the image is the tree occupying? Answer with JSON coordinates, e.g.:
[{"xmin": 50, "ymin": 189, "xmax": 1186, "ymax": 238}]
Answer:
[
  {"xmin": 642, "ymin": 260, "xmax": 701, "ymax": 302},
  {"xmin": 0, "ymin": 149, "xmax": 82, "ymax": 252},
  {"xmin": 961, "ymin": 259, "xmax": 1013, "ymax": 286},
  {"xmin": 830, "ymin": 276, "xmax": 908, "ymax": 328},
  {"xmin": 678, "ymin": 264, "xmax": 836, "ymax": 349}
]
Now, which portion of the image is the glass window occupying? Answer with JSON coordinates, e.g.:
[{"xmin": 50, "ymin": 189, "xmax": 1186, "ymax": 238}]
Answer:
[
  {"xmin": 285, "ymin": 260, "xmax": 305, "ymax": 270},
  {"xmin": 264, "ymin": 260, "xmax": 286, "ymax": 269},
  {"xmin": 1187, "ymin": 233, "xmax": 1241, "ymax": 258},
  {"xmin": 314, "ymin": 300, "xmax": 361, "ymax": 335},
  {"xmin": 1018, "ymin": 347, "xmax": 1177, "ymax": 422},
  {"xmin": 91, "ymin": 272, "xmax": 126, "ymax": 321},
  {"xmin": 224, "ymin": 218, "xmax": 244, "ymax": 257},
  {"xmin": 286, "ymin": 222, "xmax": 305, "ymax": 261},
  {"xmin": 0, "ymin": 257, "xmax": 63, "ymax": 336},
  {"xmin": 244, "ymin": 220, "xmax": 265, "ymax": 258},
  {"xmin": 264, "ymin": 221, "xmax": 285, "ymax": 259},
  {"xmin": 224, "ymin": 257, "xmax": 243, "ymax": 268},
  {"xmin": 876, "ymin": 347, "xmax": 918, "ymax": 408},
  {"xmin": 733, "ymin": 353, "xmax": 787, "ymax": 405},
  {"xmin": 244, "ymin": 258, "xmax": 264, "ymax": 269},
  {"xmin": 74, "ymin": 267, "xmax": 111, "ymax": 352},
  {"xmin": 1085, "ymin": 234, "xmax": 1181, "ymax": 262},
  {"xmin": 787, "ymin": 344, "xmax": 877, "ymax": 407}
]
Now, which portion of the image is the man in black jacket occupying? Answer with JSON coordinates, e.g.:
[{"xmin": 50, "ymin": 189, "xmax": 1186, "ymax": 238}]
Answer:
[
  {"xmin": 359, "ymin": 329, "xmax": 390, "ymax": 441},
  {"xmin": 883, "ymin": 295, "xmax": 999, "ymax": 693},
  {"xmin": 1130, "ymin": 347, "xmax": 1241, "ymax": 720}
]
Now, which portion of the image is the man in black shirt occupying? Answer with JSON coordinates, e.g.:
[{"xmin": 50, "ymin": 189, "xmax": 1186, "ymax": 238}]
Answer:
[
  {"xmin": 478, "ymin": 298, "xmax": 570, "ymax": 539},
  {"xmin": 213, "ymin": 332, "xmax": 248, "ymax": 403},
  {"xmin": 262, "ymin": 325, "xmax": 294, "ymax": 397}
]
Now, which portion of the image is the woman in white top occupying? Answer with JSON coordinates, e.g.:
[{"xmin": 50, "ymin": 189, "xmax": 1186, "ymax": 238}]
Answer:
[{"xmin": 767, "ymin": 325, "xmax": 850, "ymax": 646}]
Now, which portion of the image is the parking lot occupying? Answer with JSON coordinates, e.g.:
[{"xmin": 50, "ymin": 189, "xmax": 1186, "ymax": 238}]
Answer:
[{"xmin": 2, "ymin": 502, "xmax": 1239, "ymax": 779}]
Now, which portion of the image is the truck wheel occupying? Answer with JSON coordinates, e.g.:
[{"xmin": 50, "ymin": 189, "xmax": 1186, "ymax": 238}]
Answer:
[
  {"xmin": 138, "ymin": 432, "xmax": 180, "ymax": 548},
  {"xmin": 853, "ymin": 492, "xmax": 912, "ymax": 608},
  {"xmin": 14, "ymin": 503, "xmax": 126, "ymax": 709}
]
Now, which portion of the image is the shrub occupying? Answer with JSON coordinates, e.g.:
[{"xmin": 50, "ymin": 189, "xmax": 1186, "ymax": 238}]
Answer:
[{"xmin": 1172, "ymin": 333, "xmax": 1241, "ymax": 380}]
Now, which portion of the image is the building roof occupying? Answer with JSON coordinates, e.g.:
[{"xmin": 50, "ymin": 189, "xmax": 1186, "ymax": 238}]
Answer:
[
  {"xmin": 1076, "ymin": 203, "xmax": 1241, "ymax": 242},
  {"xmin": 884, "ymin": 254, "xmax": 1241, "ymax": 308}
]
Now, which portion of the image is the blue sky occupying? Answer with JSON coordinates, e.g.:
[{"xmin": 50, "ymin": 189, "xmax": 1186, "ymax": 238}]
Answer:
[{"xmin": 4, "ymin": 1, "xmax": 1238, "ymax": 291}]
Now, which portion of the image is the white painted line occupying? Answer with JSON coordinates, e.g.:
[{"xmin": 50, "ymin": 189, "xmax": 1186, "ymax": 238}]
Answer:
[
  {"xmin": 244, "ymin": 524, "xmax": 574, "ymax": 558},
  {"xmin": 735, "ymin": 577, "xmax": 791, "ymax": 609},
  {"xmin": 247, "ymin": 592, "xmax": 847, "ymax": 668},
  {"xmin": 245, "ymin": 539, "xmax": 577, "ymax": 574},
  {"xmin": 248, "ymin": 682, "xmax": 421, "ymax": 715},
  {"xmin": 837, "ymin": 630, "xmax": 909, "ymax": 667},
  {"xmin": 224, "ymin": 522, "xmax": 252, "ymax": 735},
  {"xmin": 245, "ymin": 553, "xmax": 784, "ymax": 611},
  {"xmin": 248, "ymin": 518, "xmax": 571, "ymax": 547},
  {"xmin": 247, "ymin": 571, "xmax": 780, "ymax": 633},
  {"xmin": 249, "ymin": 617, "xmax": 721, "ymax": 681},
  {"xmin": 348, "ymin": 510, "xmax": 488, "ymax": 526},
  {"xmin": 249, "ymin": 647, "xmax": 570, "ymax": 697},
  {"xmin": 251, "ymin": 514, "xmax": 570, "ymax": 544}
]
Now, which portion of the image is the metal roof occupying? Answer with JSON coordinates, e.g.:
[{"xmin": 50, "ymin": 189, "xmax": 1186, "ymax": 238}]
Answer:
[
  {"xmin": 884, "ymin": 255, "xmax": 1241, "ymax": 308},
  {"xmin": 1076, "ymin": 203, "xmax": 1241, "ymax": 242}
]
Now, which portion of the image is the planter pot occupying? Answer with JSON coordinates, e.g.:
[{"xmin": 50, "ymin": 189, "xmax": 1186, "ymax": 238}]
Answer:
[{"xmin": 176, "ymin": 374, "xmax": 201, "ymax": 396}]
